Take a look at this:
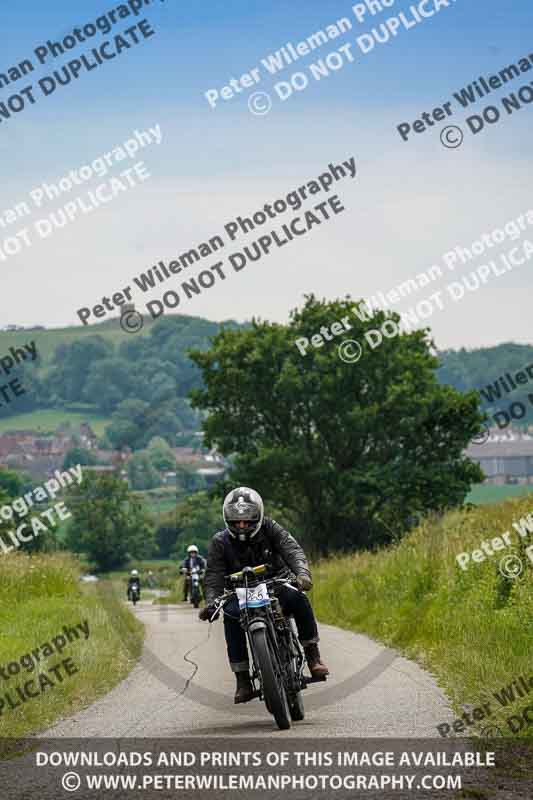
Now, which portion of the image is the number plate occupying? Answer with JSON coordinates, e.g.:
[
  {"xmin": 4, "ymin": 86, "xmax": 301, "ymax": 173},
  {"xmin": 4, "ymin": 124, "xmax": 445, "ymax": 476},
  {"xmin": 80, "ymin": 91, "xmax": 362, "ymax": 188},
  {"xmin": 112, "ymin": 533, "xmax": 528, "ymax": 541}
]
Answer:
[{"xmin": 236, "ymin": 583, "xmax": 271, "ymax": 609}]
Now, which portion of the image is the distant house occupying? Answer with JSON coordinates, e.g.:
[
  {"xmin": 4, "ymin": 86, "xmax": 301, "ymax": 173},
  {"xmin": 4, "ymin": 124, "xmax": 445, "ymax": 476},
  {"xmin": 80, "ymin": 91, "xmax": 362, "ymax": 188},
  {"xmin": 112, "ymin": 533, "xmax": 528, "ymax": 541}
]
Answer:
[
  {"xmin": 0, "ymin": 431, "xmax": 38, "ymax": 459},
  {"xmin": 467, "ymin": 434, "xmax": 533, "ymax": 485},
  {"xmin": 172, "ymin": 447, "xmax": 205, "ymax": 467},
  {"xmin": 79, "ymin": 423, "xmax": 98, "ymax": 449},
  {"xmin": 0, "ymin": 422, "xmax": 100, "ymax": 479},
  {"xmin": 196, "ymin": 466, "xmax": 226, "ymax": 478}
]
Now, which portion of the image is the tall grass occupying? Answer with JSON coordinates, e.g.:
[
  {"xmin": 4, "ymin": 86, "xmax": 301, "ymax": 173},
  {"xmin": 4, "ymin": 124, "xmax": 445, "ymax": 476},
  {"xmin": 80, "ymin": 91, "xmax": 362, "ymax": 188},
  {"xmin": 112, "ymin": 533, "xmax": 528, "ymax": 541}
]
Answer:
[
  {"xmin": 311, "ymin": 493, "xmax": 533, "ymax": 736},
  {"xmin": 0, "ymin": 553, "xmax": 143, "ymax": 737}
]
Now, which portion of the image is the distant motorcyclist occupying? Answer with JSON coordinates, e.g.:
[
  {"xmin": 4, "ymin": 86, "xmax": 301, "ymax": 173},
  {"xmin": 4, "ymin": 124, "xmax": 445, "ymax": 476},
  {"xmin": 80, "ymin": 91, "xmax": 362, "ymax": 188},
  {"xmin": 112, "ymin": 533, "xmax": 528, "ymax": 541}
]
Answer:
[
  {"xmin": 181, "ymin": 545, "xmax": 206, "ymax": 601},
  {"xmin": 199, "ymin": 487, "xmax": 329, "ymax": 704},
  {"xmin": 127, "ymin": 569, "xmax": 141, "ymax": 600}
]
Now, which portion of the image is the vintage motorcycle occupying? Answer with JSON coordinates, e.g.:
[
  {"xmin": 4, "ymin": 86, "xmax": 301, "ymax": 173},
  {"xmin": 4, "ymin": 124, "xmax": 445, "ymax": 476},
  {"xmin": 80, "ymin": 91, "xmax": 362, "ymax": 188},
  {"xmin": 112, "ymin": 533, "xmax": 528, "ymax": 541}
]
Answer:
[
  {"xmin": 129, "ymin": 581, "xmax": 140, "ymax": 606},
  {"xmin": 182, "ymin": 565, "xmax": 204, "ymax": 607},
  {"xmin": 189, "ymin": 564, "xmax": 202, "ymax": 609},
  {"xmin": 211, "ymin": 564, "xmax": 326, "ymax": 730}
]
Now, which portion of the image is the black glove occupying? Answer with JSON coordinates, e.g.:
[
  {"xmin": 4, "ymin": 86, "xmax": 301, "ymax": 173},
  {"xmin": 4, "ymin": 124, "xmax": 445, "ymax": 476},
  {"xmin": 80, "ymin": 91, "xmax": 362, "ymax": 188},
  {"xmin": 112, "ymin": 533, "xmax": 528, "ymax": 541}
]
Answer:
[
  {"xmin": 296, "ymin": 574, "xmax": 312, "ymax": 591},
  {"xmin": 199, "ymin": 606, "xmax": 218, "ymax": 622}
]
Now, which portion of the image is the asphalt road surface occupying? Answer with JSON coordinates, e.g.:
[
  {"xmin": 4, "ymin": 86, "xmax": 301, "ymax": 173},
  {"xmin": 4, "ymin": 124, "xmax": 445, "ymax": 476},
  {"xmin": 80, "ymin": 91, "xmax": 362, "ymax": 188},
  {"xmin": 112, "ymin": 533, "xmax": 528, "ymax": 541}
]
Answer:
[{"xmin": 43, "ymin": 600, "xmax": 455, "ymax": 738}]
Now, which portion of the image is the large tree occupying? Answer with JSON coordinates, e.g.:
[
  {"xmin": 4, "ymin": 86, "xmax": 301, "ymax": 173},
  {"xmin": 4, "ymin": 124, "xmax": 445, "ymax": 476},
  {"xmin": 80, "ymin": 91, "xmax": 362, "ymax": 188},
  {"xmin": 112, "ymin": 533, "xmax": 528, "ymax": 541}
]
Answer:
[
  {"xmin": 155, "ymin": 491, "xmax": 220, "ymax": 559},
  {"xmin": 45, "ymin": 336, "xmax": 113, "ymax": 404},
  {"xmin": 66, "ymin": 472, "xmax": 155, "ymax": 570},
  {"xmin": 147, "ymin": 437, "xmax": 177, "ymax": 471},
  {"xmin": 127, "ymin": 451, "xmax": 162, "ymax": 490},
  {"xmin": 190, "ymin": 295, "xmax": 485, "ymax": 554}
]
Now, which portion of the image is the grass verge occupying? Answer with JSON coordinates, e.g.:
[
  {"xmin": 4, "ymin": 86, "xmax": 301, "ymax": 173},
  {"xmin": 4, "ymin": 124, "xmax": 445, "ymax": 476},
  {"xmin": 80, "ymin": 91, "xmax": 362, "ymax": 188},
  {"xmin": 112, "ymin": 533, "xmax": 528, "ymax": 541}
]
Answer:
[
  {"xmin": 311, "ymin": 492, "xmax": 533, "ymax": 738},
  {"xmin": 0, "ymin": 552, "xmax": 143, "ymax": 738},
  {"xmin": 466, "ymin": 483, "xmax": 533, "ymax": 506}
]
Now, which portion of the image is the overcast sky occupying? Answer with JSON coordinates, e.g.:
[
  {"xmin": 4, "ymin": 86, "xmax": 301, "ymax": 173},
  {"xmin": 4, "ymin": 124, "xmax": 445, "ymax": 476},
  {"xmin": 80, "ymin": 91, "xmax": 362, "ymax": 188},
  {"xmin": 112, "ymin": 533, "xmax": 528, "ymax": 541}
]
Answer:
[{"xmin": 1, "ymin": 0, "xmax": 532, "ymax": 350}]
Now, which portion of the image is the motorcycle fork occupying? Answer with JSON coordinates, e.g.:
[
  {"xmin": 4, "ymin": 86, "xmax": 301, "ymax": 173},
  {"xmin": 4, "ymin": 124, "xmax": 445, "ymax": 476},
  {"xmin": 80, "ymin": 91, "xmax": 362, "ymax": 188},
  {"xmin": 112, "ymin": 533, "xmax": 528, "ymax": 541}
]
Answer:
[
  {"xmin": 243, "ymin": 611, "xmax": 280, "ymax": 700},
  {"xmin": 270, "ymin": 596, "xmax": 300, "ymax": 691},
  {"xmin": 243, "ymin": 617, "xmax": 262, "ymax": 698}
]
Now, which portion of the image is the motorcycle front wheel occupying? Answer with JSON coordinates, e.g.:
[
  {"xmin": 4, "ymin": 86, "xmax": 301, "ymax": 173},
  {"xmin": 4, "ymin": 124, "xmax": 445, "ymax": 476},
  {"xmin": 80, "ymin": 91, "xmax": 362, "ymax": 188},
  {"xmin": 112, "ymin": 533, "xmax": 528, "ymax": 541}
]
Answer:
[
  {"xmin": 250, "ymin": 627, "xmax": 291, "ymax": 730},
  {"xmin": 289, "ymin": 690, "xmax": 305, "ymax": 720}
]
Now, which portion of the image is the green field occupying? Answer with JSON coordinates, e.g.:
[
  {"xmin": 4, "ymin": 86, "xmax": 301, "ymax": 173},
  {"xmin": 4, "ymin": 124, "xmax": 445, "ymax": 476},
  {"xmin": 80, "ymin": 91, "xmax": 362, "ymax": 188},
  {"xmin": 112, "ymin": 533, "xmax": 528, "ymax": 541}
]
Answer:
[
  {"xmin": 0, "ymin": 408, "xmax": 110, "ymax": 436},
  {"xmin": 0, "ymin": 318, "xmax": 156, "ymax": 364},
  {"xmin": 107, "ymin": 560, "xmax": 182, "ymax": 592},
  {"xmin": 466, "ymin": 483, "xmax": 533, "ymax": 505},
  {"xmin": 132, "ymin": 487, "xmax": 179, "ymax": 521},
  {"xmin": 0, "ymin": 307, "xmax": 223, "ymax": 367}
]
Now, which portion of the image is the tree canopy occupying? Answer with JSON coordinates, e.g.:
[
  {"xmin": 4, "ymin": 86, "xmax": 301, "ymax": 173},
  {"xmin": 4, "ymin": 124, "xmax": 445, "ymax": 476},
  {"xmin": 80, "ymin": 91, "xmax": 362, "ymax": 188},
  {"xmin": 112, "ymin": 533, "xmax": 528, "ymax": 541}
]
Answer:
[
  {"xmin": 190, "ymin": 295, "xmax": 485, "ymax": 554},
  {"xmin": 66, "ymin": 472, "xmax": 156, "ymax": 570}
]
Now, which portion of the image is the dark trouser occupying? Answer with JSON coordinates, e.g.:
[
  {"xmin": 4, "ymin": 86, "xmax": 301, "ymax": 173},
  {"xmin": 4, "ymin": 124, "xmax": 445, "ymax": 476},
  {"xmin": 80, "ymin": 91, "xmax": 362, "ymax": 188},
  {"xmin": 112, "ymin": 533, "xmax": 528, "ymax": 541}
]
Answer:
[{"xmin": 223, "ymin": 585, "xmax": 319, "ymax": 673}]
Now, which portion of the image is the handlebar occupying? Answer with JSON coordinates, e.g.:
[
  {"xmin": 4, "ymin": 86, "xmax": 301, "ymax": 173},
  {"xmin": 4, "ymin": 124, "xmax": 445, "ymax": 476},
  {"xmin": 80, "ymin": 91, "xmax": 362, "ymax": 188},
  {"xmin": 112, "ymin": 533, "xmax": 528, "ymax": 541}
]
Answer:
[
  {"xmin": 209, "ymin": 574, "xmax": 299, "ymax": 622},
  {"xmin": 227, "ymin": 564, "xmax": 268, "ymax": 582}
]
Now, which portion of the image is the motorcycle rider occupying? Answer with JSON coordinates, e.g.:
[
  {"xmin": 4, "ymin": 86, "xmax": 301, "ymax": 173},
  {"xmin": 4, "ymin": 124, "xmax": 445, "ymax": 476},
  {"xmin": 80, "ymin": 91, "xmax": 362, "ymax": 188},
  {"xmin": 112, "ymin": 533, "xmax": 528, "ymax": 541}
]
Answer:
[
  {"xmin": 127, "ymin": 569, "xmax": 141, "ymax": 600},
  {"xmin": 199, "ymin": 487, "xmax": 329, "ymax": 704},
  {"xmin": 181, "ymin": 545, "xmax": 206, "ymax": 601}
]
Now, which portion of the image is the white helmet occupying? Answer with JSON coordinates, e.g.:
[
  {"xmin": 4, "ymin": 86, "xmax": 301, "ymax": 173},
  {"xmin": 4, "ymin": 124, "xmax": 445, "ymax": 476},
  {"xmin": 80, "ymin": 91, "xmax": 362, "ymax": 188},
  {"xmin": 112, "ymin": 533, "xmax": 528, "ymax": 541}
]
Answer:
[
  {"xmin": 187, "ymin": 545, "xmax": 199, "ymax": 554},
  {"xmin": 223, "ymin": 487, "xmax": 264, "ymax": 542},
  {"xmin": 131, "ymin": 569, "xmax": 139, "ymax": 577}
]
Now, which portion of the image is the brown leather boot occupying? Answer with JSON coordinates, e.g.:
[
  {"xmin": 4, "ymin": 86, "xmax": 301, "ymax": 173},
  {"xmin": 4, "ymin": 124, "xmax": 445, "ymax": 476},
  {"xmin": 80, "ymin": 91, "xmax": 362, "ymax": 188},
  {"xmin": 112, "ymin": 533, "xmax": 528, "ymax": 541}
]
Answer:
[
  {"xmin": 304, "ymin": 643, "xmax": 329, "ymax": 678},
  {"xmin": 234, "ymin": 671, "xmax": 254, "ymax": 704}
]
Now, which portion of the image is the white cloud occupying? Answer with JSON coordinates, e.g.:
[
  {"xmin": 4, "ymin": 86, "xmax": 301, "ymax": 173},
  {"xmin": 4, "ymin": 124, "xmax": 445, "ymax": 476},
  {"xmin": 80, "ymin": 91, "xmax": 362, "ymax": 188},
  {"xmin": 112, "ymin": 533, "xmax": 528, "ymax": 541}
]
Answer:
[{"xmin": 1, "ymin": 107, "xmax": 531, "ymax": 350}]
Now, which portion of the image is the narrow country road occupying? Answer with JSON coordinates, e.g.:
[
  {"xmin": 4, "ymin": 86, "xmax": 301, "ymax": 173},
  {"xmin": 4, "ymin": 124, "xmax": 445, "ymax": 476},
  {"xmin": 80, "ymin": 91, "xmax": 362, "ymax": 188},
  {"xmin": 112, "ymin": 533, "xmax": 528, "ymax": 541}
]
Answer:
[{"xmin": 42, "ymin": 600, "xmax": 454, "ymax": 738}]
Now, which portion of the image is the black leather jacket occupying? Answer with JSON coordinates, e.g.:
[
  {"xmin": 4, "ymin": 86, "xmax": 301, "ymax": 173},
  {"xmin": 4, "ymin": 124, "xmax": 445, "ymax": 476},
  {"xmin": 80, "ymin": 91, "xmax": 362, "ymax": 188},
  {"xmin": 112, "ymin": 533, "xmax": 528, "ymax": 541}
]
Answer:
[
  {"xmin": 203, "ymin": 517, "xmax": 311, "ymax": 605},
  {"xmin": 181, "ymin": 555, "xmax": 206, "ymax": 572}
]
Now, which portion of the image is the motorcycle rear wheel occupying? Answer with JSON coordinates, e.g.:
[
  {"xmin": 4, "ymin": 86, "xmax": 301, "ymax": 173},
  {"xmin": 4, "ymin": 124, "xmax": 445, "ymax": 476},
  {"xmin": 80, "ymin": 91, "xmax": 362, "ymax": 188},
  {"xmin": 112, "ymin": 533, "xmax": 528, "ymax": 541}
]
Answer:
[
  {"xmin": 251, "ymin": 628, "xmax": 291, "ymax": 730},
  {"xmin": 286, "ymin": 620, "xmax": 305, "ymax": 720}
]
